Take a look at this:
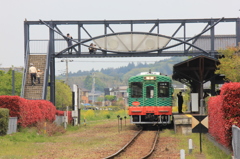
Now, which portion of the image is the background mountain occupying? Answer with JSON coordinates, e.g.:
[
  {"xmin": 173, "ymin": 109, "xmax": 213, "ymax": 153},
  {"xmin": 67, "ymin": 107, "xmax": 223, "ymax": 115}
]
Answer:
[{"xmin": 56, "ymin": 57, "xmax": 188, "ymax": 91}]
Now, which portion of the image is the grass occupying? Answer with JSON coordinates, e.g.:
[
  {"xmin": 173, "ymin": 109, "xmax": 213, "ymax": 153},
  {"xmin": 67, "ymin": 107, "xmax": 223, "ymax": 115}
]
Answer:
[
  {"xmin": 161, "ymin": 129, "xmax": 232, "ymax": 159},
  {"xmin": 0, "ymin": 127, "xmax": 56, "ymax": 158},
  {"xmin": 0, "ymin": 109, "xmax": 232, "ymax": 158},
  {"xmin": 2, "ymin": 128, "xmax": 49, "ymax": 143},
  {"xmin": 81, "ymin": 109, "xmax": 128, "ymax": 122}
]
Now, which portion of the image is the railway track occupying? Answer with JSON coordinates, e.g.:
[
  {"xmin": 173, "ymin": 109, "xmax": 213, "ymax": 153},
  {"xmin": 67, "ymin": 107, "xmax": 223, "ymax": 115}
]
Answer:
[{"xmin": 104, "ymin": 129, "xmax": 160, "ymax": 159}]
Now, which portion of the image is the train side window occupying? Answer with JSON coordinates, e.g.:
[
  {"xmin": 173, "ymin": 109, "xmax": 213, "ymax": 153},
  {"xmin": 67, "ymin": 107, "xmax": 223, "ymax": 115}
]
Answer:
[
  {"xmin": 146, "ymin": 86, "xmax": 154, "ymax": 98},
  {"xmin": 158, "ymin": 82, "xmax": 169, "ymax": 97},
  {"xmin": 131, "ymin": 82, "xmax": 142, "ymax": 98}
]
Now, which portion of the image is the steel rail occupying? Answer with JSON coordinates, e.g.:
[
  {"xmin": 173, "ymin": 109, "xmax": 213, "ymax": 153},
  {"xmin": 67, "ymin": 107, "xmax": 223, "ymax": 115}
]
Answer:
[
  {"xmin": 141, "ymin": 129, "xmax": 160, "ymax": 159},
  {"xmin": 103, "ymin": 129, "xmax": 143, "ymax": 159}
]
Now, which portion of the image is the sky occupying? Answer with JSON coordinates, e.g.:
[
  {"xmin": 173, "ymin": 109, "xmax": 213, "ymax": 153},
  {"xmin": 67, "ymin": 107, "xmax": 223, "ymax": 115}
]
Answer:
[{"xmin": 1, "ymin": 0, "xmax": 240, "ymax": 75}]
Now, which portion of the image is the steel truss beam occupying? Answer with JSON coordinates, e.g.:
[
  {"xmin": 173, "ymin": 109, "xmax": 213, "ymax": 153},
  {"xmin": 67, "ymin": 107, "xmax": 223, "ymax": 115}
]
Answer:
[
  {"xmin": 39, "ymin": 17, "xmax": 227, "ymax": 56},
  {"xmin": 23, "ymin": 17, "xmax": 240, "ymax": 105}
]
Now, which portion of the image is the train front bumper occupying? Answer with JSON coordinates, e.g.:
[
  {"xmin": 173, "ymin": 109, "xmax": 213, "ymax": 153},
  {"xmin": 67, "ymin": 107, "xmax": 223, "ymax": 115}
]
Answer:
[
  {"xmin": 128, "ymin": 106, "xmax": 172, "ymax": 124},
  {"xmin": 128, "ymin": 106, "xmax": 172, "ymax": 115}
]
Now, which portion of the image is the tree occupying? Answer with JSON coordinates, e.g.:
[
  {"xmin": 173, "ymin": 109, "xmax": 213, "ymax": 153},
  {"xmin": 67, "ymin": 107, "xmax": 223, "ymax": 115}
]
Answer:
[
  {"xmin": 0, "ymin": 69, "xmax": 22, "ymax": 96},
  {"xmin": 105, "ymin": 95, "xmax": 116, "ymax": 105},
  {"xmin": 105, "ymin": 95, "xmax": 115, "ymax": 106},
  {"xmin": 47, "ymin": 80, "xmax": 72, "ymax": 110},
  {"xmin": 215, "ymin": 46, "xmax": 240, "ymax": 82},
  {"xmin": 83, "ymin": 75, "xmax": 92, "ymax": 90},
  {"xmin": 105, "ymin": 95, "xmax": 115, "ymax": 101},
  {"xmin": 97, "ymin": 96, "xmax": 104, "ymax": 102}
]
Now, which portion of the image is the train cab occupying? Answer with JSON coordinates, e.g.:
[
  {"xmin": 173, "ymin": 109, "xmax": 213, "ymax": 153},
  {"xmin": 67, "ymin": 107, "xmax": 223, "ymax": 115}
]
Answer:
[{"xmin": 128, "ymin": 71, "xmax": 173, "ymax": 125}]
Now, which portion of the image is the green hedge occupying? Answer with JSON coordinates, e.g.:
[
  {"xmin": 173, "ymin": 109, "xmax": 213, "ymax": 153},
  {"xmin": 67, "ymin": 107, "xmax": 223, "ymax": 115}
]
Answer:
[{"xmin": 0, "ymin": 108, "xmax": 9, "ymax": 135}]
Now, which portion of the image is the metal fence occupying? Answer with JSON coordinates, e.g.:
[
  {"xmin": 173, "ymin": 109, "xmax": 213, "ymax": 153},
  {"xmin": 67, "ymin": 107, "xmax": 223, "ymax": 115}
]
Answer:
[
  {"xmin": 232, "ymin": 125, "xmax": 240, "ymax": 159},
  {"xmin": 29, "ymin": 35, "xmax": 237, "ymax": 54},
  {"xmin": 54, "ymin": 115, "xmax": 65, "ymax": 126},
  {"xmin": 7, "ymin": 117, "xmax": 17, "ymax": 134},
  {"xmin": 6, "ymin": 116, "xmax": 65, "ymax": 135}
]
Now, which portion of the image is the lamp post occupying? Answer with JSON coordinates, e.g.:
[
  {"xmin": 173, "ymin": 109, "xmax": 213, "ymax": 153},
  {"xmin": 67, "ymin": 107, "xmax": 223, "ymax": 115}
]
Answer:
[{"xmin": 61, "ymin": 59, "xmax": 73, "ymax": 84}]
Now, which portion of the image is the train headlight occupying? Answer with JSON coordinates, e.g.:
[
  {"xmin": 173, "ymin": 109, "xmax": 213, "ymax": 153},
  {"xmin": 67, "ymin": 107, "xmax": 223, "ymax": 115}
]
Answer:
[{"xmin": 144, "ymin": 76, "xmax": 156, "ymax": 80}]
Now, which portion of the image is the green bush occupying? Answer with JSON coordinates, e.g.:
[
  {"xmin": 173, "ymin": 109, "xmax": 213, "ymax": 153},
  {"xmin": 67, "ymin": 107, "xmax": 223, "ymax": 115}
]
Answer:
[{"xmin": 0, "ymin": 108, "xmax": 9, "ymax": 136}]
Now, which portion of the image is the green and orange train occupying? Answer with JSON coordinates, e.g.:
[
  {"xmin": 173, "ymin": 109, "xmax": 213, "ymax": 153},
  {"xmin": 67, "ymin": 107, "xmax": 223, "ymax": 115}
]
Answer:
[{"xmin": 128, "ymin": 71, "xmax": 174, "ymax": 125}]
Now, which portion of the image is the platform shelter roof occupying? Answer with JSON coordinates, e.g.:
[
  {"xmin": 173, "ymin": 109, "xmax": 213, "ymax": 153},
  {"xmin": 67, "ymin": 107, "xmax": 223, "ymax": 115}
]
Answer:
[{"xmin": 172, "ymin": 55, "xmax": 219, "ymax": 85}]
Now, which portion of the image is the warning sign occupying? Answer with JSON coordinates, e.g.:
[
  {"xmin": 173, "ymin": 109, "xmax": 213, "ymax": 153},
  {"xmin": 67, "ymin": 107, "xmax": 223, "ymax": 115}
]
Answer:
[{"xmin": 192, "ymin": 115, "xmax": 208, "ymax": 133}]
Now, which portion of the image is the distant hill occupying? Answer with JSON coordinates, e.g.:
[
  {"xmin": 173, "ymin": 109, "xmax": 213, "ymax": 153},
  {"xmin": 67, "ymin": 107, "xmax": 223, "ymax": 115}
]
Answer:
[{"xmin": 56, "ymin": 57, "xmax": 188, "ymax": 91}]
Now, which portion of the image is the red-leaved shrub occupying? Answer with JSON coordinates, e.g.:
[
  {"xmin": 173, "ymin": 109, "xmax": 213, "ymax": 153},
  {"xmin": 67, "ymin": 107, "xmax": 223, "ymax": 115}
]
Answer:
[
  {"xmin": 208, "ymin": 82, "xmax": 240, "ymax": 148},
  {"xmin": 208, "ymin": 96, "xmax": 229, "ymax": 146},
  {"xmin": 0, "ymin": 96, "xmax": 56, "ymax": 127}
]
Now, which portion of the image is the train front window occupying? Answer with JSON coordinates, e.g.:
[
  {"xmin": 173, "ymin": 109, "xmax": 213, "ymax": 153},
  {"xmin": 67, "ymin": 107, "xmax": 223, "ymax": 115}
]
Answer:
[
  {"xmin": 131, "ymin": 82, "xmax": 142, "ymax": 98},
  {"xmin": 146, "ymin": 86, "xmax": 154, "ymax": 98},
  {"xmin": 158, "ymin": 82, "xmax": 169, "ymax": 97}
]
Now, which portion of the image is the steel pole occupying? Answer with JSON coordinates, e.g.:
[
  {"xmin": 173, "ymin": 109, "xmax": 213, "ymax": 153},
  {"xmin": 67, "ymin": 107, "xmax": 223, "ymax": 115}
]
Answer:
[{"xmin": 12, "ymin": 66, "xmax": 15, "ymax": 95}]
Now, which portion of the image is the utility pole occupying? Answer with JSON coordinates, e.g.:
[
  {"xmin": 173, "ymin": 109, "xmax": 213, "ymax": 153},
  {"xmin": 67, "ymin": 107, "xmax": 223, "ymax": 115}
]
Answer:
[
  {"xmin": 91, "ymin": 72, "xmax": 95, "ymax": 106},
  {"xmin": 61, "ymin": 59, "xmax": 73, "ymax": 84},
  {"xmin": 66, "ymin": 59, "xmax": 68, "ymax": 84}
]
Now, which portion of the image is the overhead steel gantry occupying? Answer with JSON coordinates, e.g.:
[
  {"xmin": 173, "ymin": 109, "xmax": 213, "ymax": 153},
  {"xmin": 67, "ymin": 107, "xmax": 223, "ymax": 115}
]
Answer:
[{"xmin": 24, "ymin": 18, "xmax": 240, "ymax": 105}]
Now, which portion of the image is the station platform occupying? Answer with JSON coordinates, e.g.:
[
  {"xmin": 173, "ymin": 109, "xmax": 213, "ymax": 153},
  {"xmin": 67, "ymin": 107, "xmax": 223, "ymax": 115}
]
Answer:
[{"xmin": 173, "ymin": 113, "xmax": 193, "ymax": 135}]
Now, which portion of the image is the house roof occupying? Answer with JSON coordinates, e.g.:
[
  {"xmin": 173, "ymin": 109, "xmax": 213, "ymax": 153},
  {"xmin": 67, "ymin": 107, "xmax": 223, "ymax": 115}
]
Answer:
[
  {"xmin": 80, "ymin": 88, "xmax": 90, "ymax": 92},
  {"xmin": 0, "ymin": 67, "xmax": 24, "ymax": 72},
  {"xmin": 118, "ymin": 86, "xmax": 128, "ymax": 90}
]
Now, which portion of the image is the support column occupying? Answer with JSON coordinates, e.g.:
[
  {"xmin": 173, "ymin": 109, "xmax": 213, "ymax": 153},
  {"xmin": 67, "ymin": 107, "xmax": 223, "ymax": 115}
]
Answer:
[
  {"xmin": 199, "ymin": 58, "xmax": 204, "ymax": 100},
  {"xmin": 210, "ymin": 19, "xmax": 215, "ymax": 57},
  {"xmin": 210, "ymin": 77, "xmax": 216, "ymax": 96},
  {"xmin": 183, "ymin": 22, "xmax": 186, "ymax": 54},
  {"xmin": 22, "ymin": 21, "xmax": 30, "ymax": 98},
  {"xmin": 236, "ymin": 18, "xmax": 240, "ymax": 46},
  {"xmin": 78, "ymin": 24, "xmax": 82, "ymax": 54},
  {"xmin": 50, "ymin": 57, "xmax": 55, "ymax": 105},
  {"xmin": 24, "ymin": 21, "xmax": 29, "ymax": 58},
  {"xmin": 103, "ymin": 22, "xmax": 108, "ymax": 56},
  {"xmin": 49, "ymin": 22, "xmax": 55, "ymax": 105}
]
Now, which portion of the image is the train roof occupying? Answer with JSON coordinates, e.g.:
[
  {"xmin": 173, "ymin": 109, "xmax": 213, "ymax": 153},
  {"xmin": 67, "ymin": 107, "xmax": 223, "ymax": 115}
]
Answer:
[
  {"xmin": 137, "ymin": 72, "xmax": 161, "ymax": 75},
  {"xmin": 129, "ymin": 72, "xmax": 172, "ymax": 81}
]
